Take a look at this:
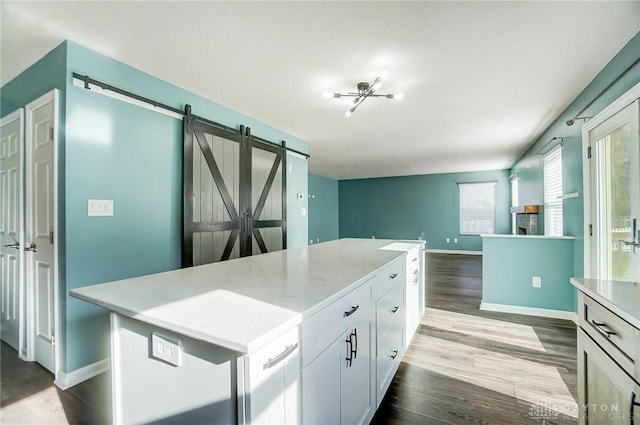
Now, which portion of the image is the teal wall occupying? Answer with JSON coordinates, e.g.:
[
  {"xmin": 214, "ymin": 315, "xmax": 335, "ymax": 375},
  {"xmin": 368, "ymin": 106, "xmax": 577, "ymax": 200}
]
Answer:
[
  {"xmin": 482, "ymin": 237, "xmax": 575, "ymax": 311},
  {"xmin": 308, "ymin": 174, "xmax": 339, "ymax": 243},
  {"xmin": 1, "ymin": 40, "xmax": 309, "ymax": 374},
  {"xmin": 510, "ymin": 31, "xmax": 640, "ymax": 279},
  {"xmin": 339, "ymin": 170, "xmax": 511, "ymax": 251},
  {"xmin": 62, "ymin": 41, "xmax": 308, "ymax": 371}
]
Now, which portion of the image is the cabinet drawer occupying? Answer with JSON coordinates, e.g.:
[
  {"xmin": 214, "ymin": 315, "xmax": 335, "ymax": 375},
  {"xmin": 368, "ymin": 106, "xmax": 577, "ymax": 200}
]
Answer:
[
  {"xmin": 376, "ymin": 283, "xmax": 404, "ymax": 337},
  {"xmin": 301, "ymin": 281, "xmax": 371, "ymax": 367},
  {"xmin": 372, "ymin": 258, "xmax": 405, "ymax": 300},
  {"xmin": 580, "ymin": 293, "xmax": 638, "ymax": 378},
  {"xmin": 406, "ymin": 246, "xmax": 420, "ymax": 267},
  {"xmin": 376, "ymin": 320, "xmax": 404, "ymax": 405}
]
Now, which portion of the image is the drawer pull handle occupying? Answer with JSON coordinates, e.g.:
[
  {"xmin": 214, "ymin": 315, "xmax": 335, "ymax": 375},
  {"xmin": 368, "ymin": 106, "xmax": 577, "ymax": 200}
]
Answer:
[
  {"xmin": 391, "ymin": 306, "xmax": 399, "ymax": 314},
  {"xmin": 263, "ymin": 343, "xmax": 298, "ymax": 369},
  {"xmin": 390, "ymin": 273, "xmax": 398, "ymax": 279},
  {"xmin": 631, "ymin": 392, "xmax": 640, "ymax": 425},
  {"xmin": 590, "ymin": 320, "xmax": 617, "ymax": 338},
  {"xmin": 344, "ymin": 305, "xmax": 359, "ymax": 317},
  {"xmin": 412, "ymin": 258, "xmax": 418, "ymax": 262},
  {"xmin": 390, "ymin": 349, "xmax": 399, "ymax": 360}
]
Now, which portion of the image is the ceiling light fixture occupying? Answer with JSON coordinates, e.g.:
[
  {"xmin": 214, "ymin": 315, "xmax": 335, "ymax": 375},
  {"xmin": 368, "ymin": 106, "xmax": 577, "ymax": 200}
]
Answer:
[{"xmin": 323, "ymin": 70, "xmax": 402, "ymax": 117}]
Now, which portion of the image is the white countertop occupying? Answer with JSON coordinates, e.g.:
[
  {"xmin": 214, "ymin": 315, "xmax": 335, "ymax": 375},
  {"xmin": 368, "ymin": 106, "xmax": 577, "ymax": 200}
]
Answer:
[
  {"xmin": 71, "ymin": 238, "xmax": 423, "ymax": 354},
  {"xmin": 481, "ymin": 234, "xmax": 575, "ymax": 240},
  {"xmin": 570, "ymin": 278, "xmax": 640, "ymax": 329}
]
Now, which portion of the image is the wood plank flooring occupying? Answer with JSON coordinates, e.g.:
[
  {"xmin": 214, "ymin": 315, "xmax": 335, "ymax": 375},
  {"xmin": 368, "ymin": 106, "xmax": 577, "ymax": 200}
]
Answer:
[
  {"xmin": 0, "ymin": 252, "xmax": 577, "ymax": 424},
  {"xmin": 371, "ymin": 253, "xmax": 577, "ymax": 425}
]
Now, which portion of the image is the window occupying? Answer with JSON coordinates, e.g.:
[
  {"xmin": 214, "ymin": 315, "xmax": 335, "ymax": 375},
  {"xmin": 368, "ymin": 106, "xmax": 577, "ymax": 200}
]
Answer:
[
  {"xmin": 511, "ymin": 176, "xmax": 519, "ymax": 234},
  {"xmin": 459, "ymin": 182, "xmax": 496, "ymax": 235},
  {"xmin": 543, "ymin": 145, "xmax": 563, "ymax": 236}
]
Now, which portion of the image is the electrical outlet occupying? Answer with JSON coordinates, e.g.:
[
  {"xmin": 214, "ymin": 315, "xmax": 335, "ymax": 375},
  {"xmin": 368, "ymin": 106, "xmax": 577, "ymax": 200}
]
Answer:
[
  {"xmin": 309, "ymin": 239, "xmax": 313, "ymax": 244},
  {"xmin": 301, "ymin": 207, "xmax": 306, "ymax": 216},
  {"xmin": 316, "ymin": 238, "xmax": 319, "ymax": 243},
  {"xmin": 453, "ymin": 238, "xmax": 458, "ymax": 243},
  {"xmin": 445, "ymin": 238, "xmax": 450, "ymax": 243},
  {"xmin": 151, "ymin": 333, "xmax": 182, "ymax": 367},
  {"xmin": 532, "ymin": 276, "xmax": 542, "ymax": 288}
]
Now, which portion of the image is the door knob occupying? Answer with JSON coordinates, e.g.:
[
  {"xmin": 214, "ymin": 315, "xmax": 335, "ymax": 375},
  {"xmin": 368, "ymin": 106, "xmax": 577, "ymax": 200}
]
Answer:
[
  {"xmin": 4, "ymin": 242, "xmax": 19, "ymax": 250},
  {"xmin": 25, "ymin": 243, "xmax": 37, "ymax": 252}
]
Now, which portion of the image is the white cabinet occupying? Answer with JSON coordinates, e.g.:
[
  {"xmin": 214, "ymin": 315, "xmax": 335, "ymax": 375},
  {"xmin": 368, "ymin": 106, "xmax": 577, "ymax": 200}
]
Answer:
[
  {"xmin": 301, "ymin": 281, "xmax": 374, "ymax": 425},
  {"xmin": 404, "ymin": 245, "xmax": 422, "ymax": 346},
  {"xmin": 576, "ymin": 291, "xmax": 640, "ymax": 425},
  {"xmin": 373, "ymin": 261, "xmax": 406, "ymax": 406},
  {"xmin": 242, "ymin": 327, "xmax": 300, "ymax": 425}
]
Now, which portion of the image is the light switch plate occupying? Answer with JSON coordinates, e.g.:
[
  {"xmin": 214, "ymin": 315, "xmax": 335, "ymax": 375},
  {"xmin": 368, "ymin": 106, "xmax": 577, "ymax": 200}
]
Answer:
[
  {"xmin": 301, "ymin": 207, "xmax": 306, "ymax": 216},
  {"xmin": 151, "ymin": 333, "xmax": 182, "ymax": 367},
  {"xmin": 88, "ymin": 199, "xmax": 114, "ymax": 216}
]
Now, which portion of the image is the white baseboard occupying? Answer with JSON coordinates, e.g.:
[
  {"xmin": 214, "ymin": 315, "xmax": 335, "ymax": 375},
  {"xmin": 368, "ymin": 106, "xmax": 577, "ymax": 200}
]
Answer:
[
  {"xmin": 480, "ymin": 302, "xmax": 577, "ymax": 323},
  {"xmin": 54, "ymin": 358, "xmax": 109, "ymax": 390},
  {"xmin": 426, "ymin": 249, "xmax": 482, "ymax": 256}
]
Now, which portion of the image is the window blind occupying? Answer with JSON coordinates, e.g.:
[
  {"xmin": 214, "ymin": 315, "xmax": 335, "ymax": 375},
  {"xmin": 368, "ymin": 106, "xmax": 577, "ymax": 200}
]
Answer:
[
  {"xmin": 544, "ymin": 145, "xmax": 563, "ymax": 236},
  {"xmin": 459, "ymin": 182, "xmax": 496, "ymax": 235}
]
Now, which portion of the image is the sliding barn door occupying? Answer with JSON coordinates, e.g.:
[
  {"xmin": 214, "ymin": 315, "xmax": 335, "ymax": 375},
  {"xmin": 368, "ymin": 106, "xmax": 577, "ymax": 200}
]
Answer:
[
  {"xmin": 248, "ymin": 135, "xmax": 286, "ymax": 256},
  {"xmin": 183, "ymin": 115, "xmax": 286, "ymax": 267}
]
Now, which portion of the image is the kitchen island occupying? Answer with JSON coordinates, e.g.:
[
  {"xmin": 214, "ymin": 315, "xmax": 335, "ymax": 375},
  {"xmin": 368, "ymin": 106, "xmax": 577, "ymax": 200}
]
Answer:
[{"xmin": 71, "ymin": 238, "xmax": 425, "ymax": 424}]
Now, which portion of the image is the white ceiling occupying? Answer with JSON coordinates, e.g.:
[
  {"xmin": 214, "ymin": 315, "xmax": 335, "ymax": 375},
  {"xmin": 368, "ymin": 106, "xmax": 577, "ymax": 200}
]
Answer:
[{"xmin": 2, "ymin": 1, "xmax": 639, "ymax": 179}]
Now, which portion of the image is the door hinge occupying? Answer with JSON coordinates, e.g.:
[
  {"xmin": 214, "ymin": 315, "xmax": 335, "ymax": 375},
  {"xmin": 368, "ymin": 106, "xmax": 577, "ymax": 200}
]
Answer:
[
  {"xmin": 49, "ymin": 126, "xmax": 54, "ymax": 141},
  {"xmin": 589, "ymin": 224, "xmax": 593, "ymax": 236},
  {"xmin": 50, "ymin": 231, "xmax": 54, "ymax": 244},
  {"xmin": 51, "ymin": 333, "xmax": 55, "ymax": 347},
  {"xmin": 587, "ymin": 146, "xmax": 592, "ymax": 159}
]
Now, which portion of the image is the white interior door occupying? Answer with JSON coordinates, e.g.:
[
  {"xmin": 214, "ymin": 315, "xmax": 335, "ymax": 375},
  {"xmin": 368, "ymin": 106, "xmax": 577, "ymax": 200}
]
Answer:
[
  {"xmin": 0, "ymin": 110, "xmax": 24, "ymax": 351},
  {"xmin": 26, "ymin": 90, "xmax": 58, "ymax": 373},
  {"xmin": 588, "ymin": 99, "xmax": 640, "ymax": 281}
]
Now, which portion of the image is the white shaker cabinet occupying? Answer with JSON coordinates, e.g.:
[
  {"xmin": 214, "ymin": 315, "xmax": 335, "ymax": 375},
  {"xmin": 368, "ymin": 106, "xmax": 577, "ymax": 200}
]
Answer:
[
  {"xmin": 404, "ymin": 244, "xmax": 422, "ymax": 346},
  {"xmin": 241, "ymin": 326, "xmax": 300, "ymax": 425},
  {"xmin": 301, "ymin": 280, "xmax": 375, "ymax": 425}
]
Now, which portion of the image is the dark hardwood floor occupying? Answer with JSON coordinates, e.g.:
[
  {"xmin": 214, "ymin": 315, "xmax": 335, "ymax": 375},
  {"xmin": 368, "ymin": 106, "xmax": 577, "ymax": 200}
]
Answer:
[
  {"xmin": 0, "ymin": 253, "xmax": 577, "ymax": 424},
  {"xmin": 372, "ymin": 253, "xmax": 578, "ymax": 425}
]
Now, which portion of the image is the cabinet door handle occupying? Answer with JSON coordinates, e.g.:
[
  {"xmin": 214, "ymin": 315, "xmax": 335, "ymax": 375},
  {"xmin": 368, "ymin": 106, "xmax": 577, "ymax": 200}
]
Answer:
[
  {"xmin": 343, "ymin": 305, "xmax": 359, "ymax": 317},
  {"xmin": 345, "ymin": 333, "xmax": 354, "ymax": 367},
  {"xmin": 590, "ymin": 319, "xmax": 617, "ymax": 338},
  {"xmin": 263, "ymin": 343, "xmax": 298, "ymax": 369},
  {"xmin": 411, "ymin": 257, "xmax": 418, "ymax": 262},
  {"xmin": 391, "ymin": 306, "xmax": 399, "ymax": 314},
  {"xmin": 389, "ymin": 273, "xmax": 398, "ymax": 279},
  {"xmin": 631, "ymin": 392, "xmax": 640, "ymax": 425},
  {"xmin": 352, "ymin": 328, "xmax": 357, "ymax": 360},
  {"xmin": 390, "ymin": 349, "xmax": 399, "ymax": 360}
]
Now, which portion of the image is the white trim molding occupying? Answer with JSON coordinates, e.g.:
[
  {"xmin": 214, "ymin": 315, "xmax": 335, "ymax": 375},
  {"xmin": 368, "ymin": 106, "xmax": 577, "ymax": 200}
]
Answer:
[
  {"xmin": 480, "ymin": 302, "xmax": 577, "ymax": 324},
  {"xmin": 426, "ymin": 249, "xmax": 482, "ymax": 256},
  {"xmin": 54, "ymin": 358, "xmax": 109, "ymax": 390}
]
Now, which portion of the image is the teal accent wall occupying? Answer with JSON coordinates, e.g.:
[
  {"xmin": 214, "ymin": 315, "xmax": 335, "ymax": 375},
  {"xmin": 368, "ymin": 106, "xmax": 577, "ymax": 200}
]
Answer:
[
  {"xmin": 482, "ymin": 237, "xmax": 575, "ymax": 312},
  {"xmin": 510, "ymin": 31, "xmax": 640, "ymax": 280},
  {"xmin": 62, "ymin": 41, "xmax": 308, "ymax": 371},
  {"xmin": 286, "ymin": 153, "xmax": 309, "ymax": 249},
  {"xmin": 339, "ymin": 170, "xmax": 511, "ymax": 251},
  {"xmin": 1, "ymin": 40, "xmax": 309, "ymax": 374},
  {"xmin": 308, "ymin": 174, "xmax": 339, "ymax": 243}
]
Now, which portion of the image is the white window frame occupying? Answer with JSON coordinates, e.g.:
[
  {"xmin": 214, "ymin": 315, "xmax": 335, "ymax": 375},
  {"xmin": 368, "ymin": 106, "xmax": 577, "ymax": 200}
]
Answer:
[
  {"xmin": 459, "ymin": 181, "xmax": 496, "ymax": 235},
  {"xmin": 510, "ymin": 176, "xmax": 519, "ymax": 235},
  {"xmin": 543, "ymin": 145, "xmax": 563, "ymax": 236}
]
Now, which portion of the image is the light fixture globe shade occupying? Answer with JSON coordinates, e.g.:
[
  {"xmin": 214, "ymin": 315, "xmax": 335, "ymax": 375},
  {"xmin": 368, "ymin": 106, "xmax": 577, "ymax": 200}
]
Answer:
[
  {"xmin": 345, "ymin": 110, "xmax": 352, "ymax": 117},
  {"xmin": 394, "ymin": 93, "xmax": 404, "ymax": 100},
  {"xmin": 322, "ymin": 91, "xmax": 332, "ymax": 99},
  {"xmin": 378, "ymin": 70, "xmax": 389, "ymax": 81}
]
